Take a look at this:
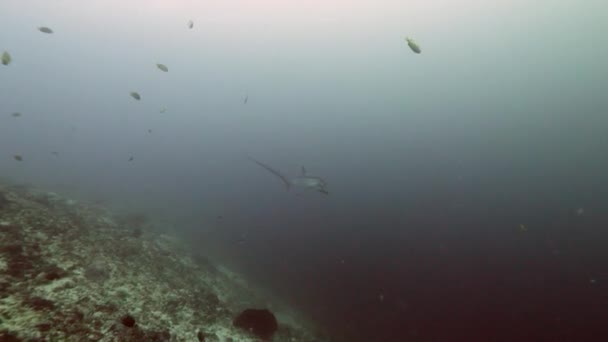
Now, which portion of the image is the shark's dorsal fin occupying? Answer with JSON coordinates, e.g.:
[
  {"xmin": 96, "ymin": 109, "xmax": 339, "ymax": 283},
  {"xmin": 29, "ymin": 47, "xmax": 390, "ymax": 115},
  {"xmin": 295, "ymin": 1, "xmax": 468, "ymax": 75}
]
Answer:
[{"xmin": 301, "ymin": 166, "xmax": 307, "ymax": 176}]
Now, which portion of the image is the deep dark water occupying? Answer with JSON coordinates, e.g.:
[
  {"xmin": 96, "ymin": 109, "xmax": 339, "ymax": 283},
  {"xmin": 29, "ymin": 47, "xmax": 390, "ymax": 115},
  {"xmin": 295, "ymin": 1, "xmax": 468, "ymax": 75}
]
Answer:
[
  {"xmin": 2, "ymin": 2, "xmax": 607, "ymax": 340},
  {"xmin": 206, "ymin": 163, "xmax": 608, "ymax": 342}
]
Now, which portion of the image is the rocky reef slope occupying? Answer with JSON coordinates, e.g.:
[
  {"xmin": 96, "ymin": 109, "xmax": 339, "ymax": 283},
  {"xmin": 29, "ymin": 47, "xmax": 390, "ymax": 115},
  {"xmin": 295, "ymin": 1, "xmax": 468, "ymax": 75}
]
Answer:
[{"xmin": 0, "ymin": 182, "xmax": 324, "ymax": 341}]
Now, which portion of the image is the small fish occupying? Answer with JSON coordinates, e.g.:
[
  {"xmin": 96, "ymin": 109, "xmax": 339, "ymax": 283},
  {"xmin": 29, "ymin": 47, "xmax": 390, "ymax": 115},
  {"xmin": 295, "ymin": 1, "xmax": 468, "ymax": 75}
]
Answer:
[
  {"xmin": 519, "ymin": 224, "xmax": 527, "ymax": 232},
  {"xmin": 156, "ymin": 63, "xmax": 168, "ymax": 72},
  {"xmin": 217, "ymin": 215, "xmax": 223, "ymax": 220},
  {"xmin": 148, "ymin": 129, "xmax": 152, "ymax": 133},
  {"xmin": 128, "ymin": 156, "xmax": 134, "ymax": 162},
  {"xmin": 38, "ymin": 26, "xmax": 53, "ymax": 34},
  {"xmin": 244, "ymin": 96, "xmax": 248, "ymax": 104},
  {"xmin": 51, "ymin": 151, "xmax": 59, "ymax": 157},
  {"xmin": 13, "ymin": 155, "xmax": 23, "ymax": 161},
  {"xmin": 188, "ymin": 20, "xmax": 194, "ymax": 29},
  {"xmin": 405, "ymin": 37, "xmax": 421, "ymax": 54},
  {"xmin": 160, "ymin": 107, "xmax": 167, "ymax": 113},
  {"xmin": 11, "ymin": 112, "xmax": 21, "ymax": 118},
  {"xmin": 1, "ymin": 51, "xmax": 11, "ymax": 66},
  {"xmin": 130, "ymin": 92, "xmax": 141, "ymax": 100},
  {"xmin": 236, "ymin": 233, "xmax": 247, "ymax": 245}
]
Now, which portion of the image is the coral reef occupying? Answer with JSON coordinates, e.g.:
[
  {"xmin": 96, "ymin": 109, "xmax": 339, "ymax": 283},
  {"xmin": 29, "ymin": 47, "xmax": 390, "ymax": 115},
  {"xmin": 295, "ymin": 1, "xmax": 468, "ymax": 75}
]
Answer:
[{"xmin": 0, "ymin": 182, "xmax": 326, "ymax": 341}]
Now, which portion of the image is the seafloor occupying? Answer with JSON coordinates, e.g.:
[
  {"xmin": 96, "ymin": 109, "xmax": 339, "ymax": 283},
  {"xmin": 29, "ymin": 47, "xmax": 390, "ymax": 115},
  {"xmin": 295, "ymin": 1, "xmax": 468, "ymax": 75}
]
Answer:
[{"xmin": 0, "ymin": 181, "xmax": 327, "ymax": 341}]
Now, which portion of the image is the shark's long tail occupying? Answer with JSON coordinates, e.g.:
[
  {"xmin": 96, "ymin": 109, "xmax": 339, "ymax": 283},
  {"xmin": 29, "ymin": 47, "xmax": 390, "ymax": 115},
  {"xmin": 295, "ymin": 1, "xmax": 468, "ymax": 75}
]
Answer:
[{"xmin": 247, "ymin": 156, "xmax": 291, "ymax": 191}]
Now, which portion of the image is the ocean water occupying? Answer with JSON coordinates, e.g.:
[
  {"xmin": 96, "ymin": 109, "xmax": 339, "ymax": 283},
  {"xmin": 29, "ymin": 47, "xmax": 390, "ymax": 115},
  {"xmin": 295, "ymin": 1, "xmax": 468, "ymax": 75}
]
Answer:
[{"xmin": 1, "ymin": 0, "xmax": 607, "ymax": 341}]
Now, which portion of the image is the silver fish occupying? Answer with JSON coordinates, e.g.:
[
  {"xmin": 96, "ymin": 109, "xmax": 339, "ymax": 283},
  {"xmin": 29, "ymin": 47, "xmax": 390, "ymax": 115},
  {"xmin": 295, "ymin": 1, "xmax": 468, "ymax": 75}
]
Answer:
[
  {"xmin": 38, "ymin": 27, "xmax": 53, "ymax": 34},
  {"xmin": 406, "ymin": 37, "xmax": 421, "ymax": 54},
  {"xmin": 1, "ymin": 51, "xmax": 11, "ymax": 66},
  {"xmin": 130, "ymin": 92, "xmax": 141, "ymax": 100}
]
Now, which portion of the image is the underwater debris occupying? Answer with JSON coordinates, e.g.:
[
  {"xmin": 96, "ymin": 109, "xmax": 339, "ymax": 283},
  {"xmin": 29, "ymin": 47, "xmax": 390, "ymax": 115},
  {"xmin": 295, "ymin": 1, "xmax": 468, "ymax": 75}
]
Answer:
[
  {"xmin": 406, "ymin": 37, "xmax": 421, "ymax": 54},
  {"xmin": 2, "ymin": 51, "xmax": 11, "ymax": 65},
  {"xmin": 233, "ymin": 308, "xmax": 278, "ymax": 340},
  {"xmin": 0, "ymin": 331, "xmax": 21, "ymax": 341},
  {"xmin": 129, "ymin": 91, "xmax": 141, "ymax": 100},
  {"xmin": 36, "ymin": 323, "xmax": 52, "ymax": 332},
  {"xmin": 156, "ymin": 63, "xmax": 168, "ymax": 72},
  {"xmin": 121, "ymin": 314, "xmax": 136, "ymax": 328},
  {"xmin": 13, "ymin": 155, "xmax": 23, "ymax": 161},
  {"xmin": 188, "ymin": 20, "xmax": 194, "ymax": 29},
  {"xmin": 42, "ymin": 265, "xmax": 68, "ymax": 281},
  {"xmin": 38, "ymin": 26, "xmax": 53, "ymax": 34},
  {"xmin": 25, "ymin": 296, "xmax": 56, "ymax": 311}
]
